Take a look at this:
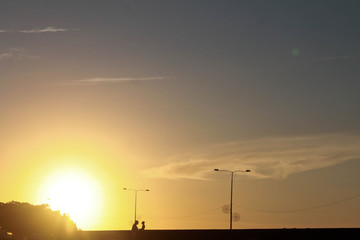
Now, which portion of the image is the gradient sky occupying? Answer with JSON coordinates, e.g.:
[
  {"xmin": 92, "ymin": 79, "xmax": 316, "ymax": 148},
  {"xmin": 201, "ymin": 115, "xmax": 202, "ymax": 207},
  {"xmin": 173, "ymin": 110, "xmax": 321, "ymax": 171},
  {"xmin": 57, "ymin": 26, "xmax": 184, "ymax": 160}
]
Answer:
[{"xmin": 1, "ymin": 0, "xmax": 360, "ymax": 230}]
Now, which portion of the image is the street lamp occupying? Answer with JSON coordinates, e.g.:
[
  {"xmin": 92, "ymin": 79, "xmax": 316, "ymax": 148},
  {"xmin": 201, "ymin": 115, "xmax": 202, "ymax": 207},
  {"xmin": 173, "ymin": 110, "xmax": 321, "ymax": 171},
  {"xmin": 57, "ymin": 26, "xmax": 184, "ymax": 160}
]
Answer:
[
  {"xmin": 123, "ymin": 188, "xmax": 150, "ymax": 222},
  {"xmin": 214, "ymin": 168, "xmax": 250, "ymax": 230}
]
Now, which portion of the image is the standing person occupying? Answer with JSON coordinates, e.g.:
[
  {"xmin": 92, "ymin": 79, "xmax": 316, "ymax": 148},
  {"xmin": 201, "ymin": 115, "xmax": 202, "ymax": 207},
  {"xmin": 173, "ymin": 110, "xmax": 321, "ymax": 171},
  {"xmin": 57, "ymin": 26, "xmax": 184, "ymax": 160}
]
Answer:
[
  {"xmin": 140, "ymin": 221, "xmax": 145, "ymax": 230},
  {"xmin": 131, "ymin": 220, "xmax": 139, "ymax": 231},
  {"xmin": 131, "ymin": 220, "xmax": 139, "ymax": 240}
]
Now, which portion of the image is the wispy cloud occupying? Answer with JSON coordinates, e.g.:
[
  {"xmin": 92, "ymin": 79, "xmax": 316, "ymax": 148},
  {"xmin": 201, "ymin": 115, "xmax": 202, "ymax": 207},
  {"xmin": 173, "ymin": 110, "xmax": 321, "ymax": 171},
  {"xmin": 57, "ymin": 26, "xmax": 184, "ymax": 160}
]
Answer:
[
  {"xmin": 20, "ymin": 26, "xmax": 68, "ymax": 33},
  {"xmin": 0, "ymin": 27, "xmax": 75, "ymax": 33},
  {"xmin": 312, "ymin": 56, "xmax": 353, "ymax": 62},
  {"xmin": 0, "ymin": 53, "xmax": 13, "ymax": 61},
  {"xmin": 142, "ymin": 133, "xmax": 360, "ymax": 180},
  {"xmin": 60, "ymin": 77, "xmax": 165, "ymax": 86},
  {"xmin": 0, "ymin": 48, "xmax": 38, "ymax": 61}
]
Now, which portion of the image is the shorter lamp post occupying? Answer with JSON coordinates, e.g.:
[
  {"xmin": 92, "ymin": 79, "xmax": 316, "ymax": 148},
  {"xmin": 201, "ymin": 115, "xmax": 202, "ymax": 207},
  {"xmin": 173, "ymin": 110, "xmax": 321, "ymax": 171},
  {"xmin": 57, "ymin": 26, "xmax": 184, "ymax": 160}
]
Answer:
[
  {"xmin": 123, "ymin": 188, "xmax": 150, "ymax": 222},
  {"xmin": 214, "ymin": 169, "xmax": 250, "ymax": 230}
]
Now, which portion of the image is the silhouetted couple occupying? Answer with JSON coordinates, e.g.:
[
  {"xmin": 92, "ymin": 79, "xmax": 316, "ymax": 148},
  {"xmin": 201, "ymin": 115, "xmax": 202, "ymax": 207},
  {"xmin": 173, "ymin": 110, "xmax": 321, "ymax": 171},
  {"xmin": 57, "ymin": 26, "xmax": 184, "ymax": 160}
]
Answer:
[
  {"xmin": 131, "ymin": 220, "xmax": 145, "ymax": 240},
  {"xmin": 132, "ymin": 220, "xmax": 145, "ymax": 231}
]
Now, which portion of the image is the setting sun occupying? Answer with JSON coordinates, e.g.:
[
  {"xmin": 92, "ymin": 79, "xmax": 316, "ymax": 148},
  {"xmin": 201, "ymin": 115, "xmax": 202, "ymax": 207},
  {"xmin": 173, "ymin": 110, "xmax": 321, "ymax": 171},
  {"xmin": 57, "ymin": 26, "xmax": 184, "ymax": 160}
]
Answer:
[
  {"xmin": 38, "ymin": 168, "xmax": 103, "ymax": 229},
  {"xmin": 1, "ymin": 0, "xmax": 360, "ymax": 232}
]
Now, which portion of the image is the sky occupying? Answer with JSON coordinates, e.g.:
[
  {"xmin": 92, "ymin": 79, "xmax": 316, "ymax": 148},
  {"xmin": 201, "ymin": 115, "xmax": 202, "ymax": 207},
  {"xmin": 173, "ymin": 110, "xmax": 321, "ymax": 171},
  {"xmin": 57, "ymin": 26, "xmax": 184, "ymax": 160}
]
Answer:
[{"xmin": 1, "ymin": 0, "xmax": 360, "ymax": 230}]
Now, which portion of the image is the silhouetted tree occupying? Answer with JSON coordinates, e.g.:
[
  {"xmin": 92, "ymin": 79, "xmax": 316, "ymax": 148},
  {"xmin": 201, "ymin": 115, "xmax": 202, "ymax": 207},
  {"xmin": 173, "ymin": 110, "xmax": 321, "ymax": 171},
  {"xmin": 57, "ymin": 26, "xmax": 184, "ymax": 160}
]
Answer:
[{"xmin": 0, "ymin": 201, "xmax": 77, "ymax": 240}]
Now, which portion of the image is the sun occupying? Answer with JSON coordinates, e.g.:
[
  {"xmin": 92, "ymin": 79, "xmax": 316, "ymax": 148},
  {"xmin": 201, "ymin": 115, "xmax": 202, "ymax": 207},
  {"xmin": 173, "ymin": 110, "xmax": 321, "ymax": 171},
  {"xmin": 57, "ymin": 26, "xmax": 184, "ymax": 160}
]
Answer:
[{"xmin": 38, "ymin": 168, "xmax": 103, "ymax": 229}]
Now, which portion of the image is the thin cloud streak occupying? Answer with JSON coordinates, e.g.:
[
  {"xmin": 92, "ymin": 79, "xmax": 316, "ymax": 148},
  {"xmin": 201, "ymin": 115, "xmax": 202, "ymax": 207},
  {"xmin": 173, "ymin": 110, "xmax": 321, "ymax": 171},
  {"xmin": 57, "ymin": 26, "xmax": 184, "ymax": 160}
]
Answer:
[
  {"xmin": 0, "ymin": 53, "xmax": 13, "ymax": 61},
  {"xmin": 61, "ymin": 77, "xmax": 165, "ymax": 86},
  {"xmin": 20, "ymin": 26, "xmax": 67, "ymax": 33},
  {"xmin": 142, "ymin": 133, "xmax": 360, "ymax": 180},
  {"xmin": 0, "ymin": 48, "xmax": 38, "ymax": 61}
]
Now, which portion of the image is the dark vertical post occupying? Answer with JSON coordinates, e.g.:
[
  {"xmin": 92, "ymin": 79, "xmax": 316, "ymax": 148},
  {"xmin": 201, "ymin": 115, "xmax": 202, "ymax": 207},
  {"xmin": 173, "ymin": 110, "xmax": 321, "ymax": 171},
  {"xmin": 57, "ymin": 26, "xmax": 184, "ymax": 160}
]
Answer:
[
  {"xmin": 214, "ymin": 169, "xmax": 250, "ymax": 230},
  {"xmin": 230, "ymin": 172, "xmax": 233, "ymax": 230},
  {"xmin": 134, "ymin": 190, "xmax": 138, "ymax": 222}
]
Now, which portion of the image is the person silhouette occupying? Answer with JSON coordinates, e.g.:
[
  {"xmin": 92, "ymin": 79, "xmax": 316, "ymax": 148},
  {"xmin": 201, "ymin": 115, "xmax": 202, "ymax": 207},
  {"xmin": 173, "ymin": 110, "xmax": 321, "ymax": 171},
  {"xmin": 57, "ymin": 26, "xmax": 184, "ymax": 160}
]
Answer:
[
  {"xmin": 131, "ymin": 220, "xmax": 139, "ymax": 240},
  {"xmin": 131, "ymin": 220, "xmax": 139, "ymax": 231},
  {"xmin": 140, "ymin": 221, "xmax": 145, "ymax": 230}
]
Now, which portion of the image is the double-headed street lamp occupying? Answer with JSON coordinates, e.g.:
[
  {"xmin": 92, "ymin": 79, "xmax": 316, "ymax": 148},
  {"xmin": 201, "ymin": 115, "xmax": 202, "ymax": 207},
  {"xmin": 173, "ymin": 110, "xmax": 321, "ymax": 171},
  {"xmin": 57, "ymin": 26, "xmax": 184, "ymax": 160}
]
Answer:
[
  {"xmin": 123, "ymin": 188, "xmax": 150, "ymax": 222},
  {"xmin": 214, "ymin": 169, "xmax": 251, "ymax": 230}
]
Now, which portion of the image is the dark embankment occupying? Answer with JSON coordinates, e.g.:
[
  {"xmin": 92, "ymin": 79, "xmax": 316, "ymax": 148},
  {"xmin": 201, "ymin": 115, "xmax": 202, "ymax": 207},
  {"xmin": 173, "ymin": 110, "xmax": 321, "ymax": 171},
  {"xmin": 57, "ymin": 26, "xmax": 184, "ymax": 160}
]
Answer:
[{"xmin": 80, "ymin": 228, "xmax": 359, "ymax": 240}]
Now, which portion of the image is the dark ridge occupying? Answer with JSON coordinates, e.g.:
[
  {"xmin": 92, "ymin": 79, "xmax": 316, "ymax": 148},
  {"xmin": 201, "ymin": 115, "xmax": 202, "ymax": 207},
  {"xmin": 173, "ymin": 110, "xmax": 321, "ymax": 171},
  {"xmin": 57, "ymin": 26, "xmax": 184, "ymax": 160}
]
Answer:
[{"xmin": 80, "ymin": 228, "xmax": 359, "ymax": 240}]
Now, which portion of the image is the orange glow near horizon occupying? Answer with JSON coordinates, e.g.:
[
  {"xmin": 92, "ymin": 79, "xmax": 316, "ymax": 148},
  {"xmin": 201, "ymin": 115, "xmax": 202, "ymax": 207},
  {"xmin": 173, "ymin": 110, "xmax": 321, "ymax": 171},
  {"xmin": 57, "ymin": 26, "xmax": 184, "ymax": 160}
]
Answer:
[{"xmin": 37, "ymin": 167, "xmax": 103, "ymax": 230}]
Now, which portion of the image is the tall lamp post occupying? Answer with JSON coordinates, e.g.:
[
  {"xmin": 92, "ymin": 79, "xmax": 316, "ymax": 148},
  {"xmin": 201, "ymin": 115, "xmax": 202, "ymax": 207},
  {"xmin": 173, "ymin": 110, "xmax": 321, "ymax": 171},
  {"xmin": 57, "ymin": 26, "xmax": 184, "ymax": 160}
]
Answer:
[
  {"xmin": 123, "ymin": 188, "xmax": 150, "ymax": 222},
  {"xmin": 214, "ymin": 169, "xmax": 250, "ymax": 230}
]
